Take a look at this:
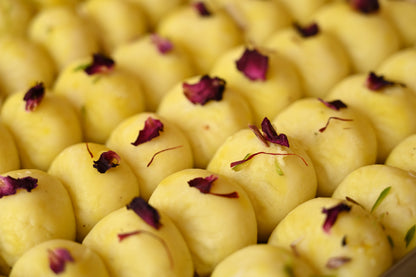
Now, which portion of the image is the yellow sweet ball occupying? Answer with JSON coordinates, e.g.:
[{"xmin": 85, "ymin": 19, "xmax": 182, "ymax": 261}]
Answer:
[
  {"xmin": 48, "ymin": 142, "xmax": 140, "ymax": 241},
  {"xmin": 1, "ymin": 84, "xmax": 83, "ymax": 171},
  {"xmin": 326, "ymin": 72, "xmax": 416, "ymax": 162},
  {"xmin": 83, "ymin": 197, "xmax": 194, "ymax": 277},
  {"xmin": 149, "ymin": 168, "xmax": 257, "ymax": 276},
  {"xmin": 157, "ymin": 75, "xmax": 253, "ymax": 168},
  {"xmin": 9, "ymin": 239, "xmax": 110, "ymax": 277},
  {"xmin": 268, "ymin": 197, "xmax": 393, "ymax": 277},
  {"xmin": 332, "ymin": 164, "xmax": 416, "ymax": 260},
  {"xmin": 0, "ymin": 169, "xmax": 76, "ymax": 273},
  {"xmin": 272, "ymin": 97, "xmax": 377, "ymax": 196},
  {"xmin": 0, "ymin": 36, "xmax": 56, "ymax": 98},
  {"xmin": 106, "ymin": 112, "xmax": 194, "ymax": 200},
  {"xmin": 207, "ymin": 122, "xmax": 317, "ymax": 241}
]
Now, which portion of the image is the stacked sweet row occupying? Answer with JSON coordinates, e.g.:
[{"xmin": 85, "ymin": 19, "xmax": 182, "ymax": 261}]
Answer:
[{"xmin": 0, "ymin": 0, "xmax": 416, "ymax": 276}]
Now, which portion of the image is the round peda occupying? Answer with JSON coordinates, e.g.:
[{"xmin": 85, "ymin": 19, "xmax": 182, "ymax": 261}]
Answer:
[
  {"xmin": 28, "ymin": 6, "xmax": 100, "ymax": 71},
  {"xmin": 210, "ymin": 45, "xmax": 302, "ymax": 125},
  {"xmin": 326, "ymin": 72, "xmax": 416, "ymax": 162},
  {"xmin": 0, "ymin": 84, "xmax": 83, "ymax": 171},
  {"xmin": 272, "ymin": 97, "xmax": 377, "ymax": 196},
  {"xmin": 264, "ymin": 22, "xmax": 351, "ymax": 98},
  {"xmin": 268, "ymin": 197, "xmax": 393, "ymax": 277},
  {"xmin": 332, "ymin": 164, "xmax": 416, "ymax": 260},
  {"xmin": 157, "ymin": 2, "xmax": 243, "ymax": 74},
  {"xmin": 79, "ymin": 0, "xmax": 148, "ymax": 54},
  {"xmin": 207, "ymin": 121, "xmax": 317, "ymax": 241},
  {"xmin": 157, "ymin": 75, "xmax": 253, "ymax": 168},
  {"xmin": 0, "ymin": 169, "xmax": 76, "ymax": 271},
  {"xmin": 53, "ymin": 54, "xmax": 146, "ymax": 143},
  {"xmin": 106, "ymin": 112, "xmax": 193, "ymax": 200},
  {"xmin": 82, "ymin": 197, "xmax": 194, "ymax": 277},
  {"xmin": 0, "ymin": 36, "xmax": 56, "ymax": 98},
  {"xmin": 149, "ymin": 168, "xmax": 257, "ymax": 277},
  {"xmin": 10, "ymin": 239, "xmax": 110, "ymax": 277},
  {"xmin": 113, "ymin": 33, "xmax": 196, "ymax": 111},
  {"xmin": 48, "ymin": 142, "xmax": 140, "ymax": 241}
]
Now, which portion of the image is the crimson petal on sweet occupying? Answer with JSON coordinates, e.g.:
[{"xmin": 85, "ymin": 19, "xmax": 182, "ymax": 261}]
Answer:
[
  {"xmin": 349, "ymin": 0, "xmax": 379, "ymax": 13},
  {"xmin": 294, "ymin": 22, "xmax": 320, "ymax": 38},
  {"xmin": 23, "ymin": 82, "xmax": 45, "ymax": 112},
  {"xmin": 261, "ymin": 117, "xmax": 290, "ymax": 147},
  {"xmin": 150, "ymin": 34, "xmax": 173, "ymax": 54},
  {"xmin": 183, "ymin": 75, "xmax": 226, "ymax": 105},
  {"xmin": 127, "ymin": 197, "xmax": 162, "ymax": 229},
  {"xmin": 318, "ymin": 98, "xmax": 347, "ymax": 111},
  {"xmin": 236, "ymin": 48, "xmax": 269, "ymax": 81},
  {"xmin": 48, "ymin": 248, "xmax": 74, "ymax": 274},
  {"xmin": 322, "ymin": 203, "xmax": 352, "ymax": 233},
  {"xmin": 93, "ymin": 150, "xmax": 121, "ymax": 173},
  {"xmin": 84, "ymin": 53, "xmax": 115, "ymax": 75},
  {"xmin": 0, "ymin": 176, "xmax": 38, "ymax": 198},
  {"xmin": 131, "ymin": 117, "xmax": 164, "ymax": 146}
]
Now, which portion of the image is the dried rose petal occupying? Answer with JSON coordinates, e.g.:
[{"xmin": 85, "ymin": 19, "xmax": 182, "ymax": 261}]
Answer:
[
  {"xmin": 188, "ymin": 175, "xmax": 239, "ymax": 198},
  {"xmin": 261, "ymin": 118, "xmax": 289, "ymax": 147},
  {"xmin": 93, "ymin": 150, "xmax": 120, "ymax": 173},
  {"xmin": 0, "ymin": 176, "xmax": 38, "ymax": 198},
  {"xmin": 319, "ymin": 117, "xmax": 353, "ymax": 133},
  {"xmin": 23, "ymin": 82, "xmax": 45, "ymax": 112},
  {"xmin": 236, "ymin": 48, "xmax": 269, "ymax": 81},
  {"xmin": 322, "ymin": 202, "xmax": 352, "ymax": 233},
  {"xmin": 127, "ymin": 197, "xmax": 162, "ymax": 229},
  {"xmin": 117, "ymin": 230, "xmax": 141, "ymax": 242},
  {"xmin": 249, "ymin": 125, "xmax": 269, "ymax": 147},
  {"xmin": 294, "ymin": 22, "xmax": 320, "ymax": 37},
  {"xmin": 84, "ymin": 53, "xmax": 115, "ymax": 75},
  {"xmin": 150, "ymin": 34, "xmax": 173, "ymax": 54},
  {"xmin": 326, "ymin": 256, "xmax": 352, "ymax": 269},
  {"xmin": 131, "ymin": 117, "xmax": 164, "ymax": 146},
  {"xmin": 318, "ymin": 98, "xmax": 347, "ymax": 111},
  {"xmin": 183, "ymin": 75, "xmax": 225, "ymax": 105},
  {"xmin": 193, "ymin": 1, "xmax": 211, "ymax": 16},
  {"xmin": 366, "ymin": 72, "xmax": 397, "ymax": 91},
  {"xmin": 48, "ymin": 248, "xmax": 74, "ymax": 274},
  {"xmin": 349, "ymin": 0, "xmax": 379, "ymax": 13}
]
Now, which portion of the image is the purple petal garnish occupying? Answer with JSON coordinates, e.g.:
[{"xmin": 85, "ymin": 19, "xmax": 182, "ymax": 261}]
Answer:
[
  {"xmin": 127, "ymin": 197, "xmax": 162, "ymax": 229},
  {"xmin": 236, "ymin": 48, "xmax": 269, "ymax": 81},
  {"xmin": 366, "ymin": 72, "xmax": 397, "ymax": 91},
  {"xmin": 322, "ymin": 202, "xmax": 352, "ymax": 233},
  {"xmin": 48, "ymin": 248, "xmax": 74, "ymax": 274},
  {"xmin": 349, "ymin": 0, "xmax": 379, "ymax": 13},
  {"xmin": 131, "ymin": 117, "xmax": 164, "ymax": 146},
  {"xmin": 193, "ymin": 1, "xmax": 211, "ymax": 16},
  {"xmin": 0, "ymin": 176, "xmax": 38, "ymax": 198},
  {"xmin": 261, "ymin": 118, "xmax": 290, "ymax": 147},
  {"xmin": 93, "ymin": 150, "xmax": 120, "ymax": 173},
  {"xmin": 249, "ymin": 125, "xmax": 269, "ymax": 147},
  {"xmin": 294, "ymin": 22, "xmax": 320, "ymax": 37},
  {"xmin": 318, "ymin": 98, "xmax": 348, "ymax": 111},
  {"xmin": 23, "ymin": 82, "xmax": 45, "ymax": 112},
  {"xmin": 117, "ymin": 230, "xmax": 141, "ymax": 242},
  {"xmin": 183, "ymin": 75, "xmax": 226, "ymax": 105},
  {"xmin": 150, "ymin": 34, "xmax": 173, "ymax": 54},
  {"xmin": 188, "ymin": 175, "xmax": 239, "ymax": 198},
  {"xmin": 84, "ymin": 53, "xmax": 115, "ymax": 75}
]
